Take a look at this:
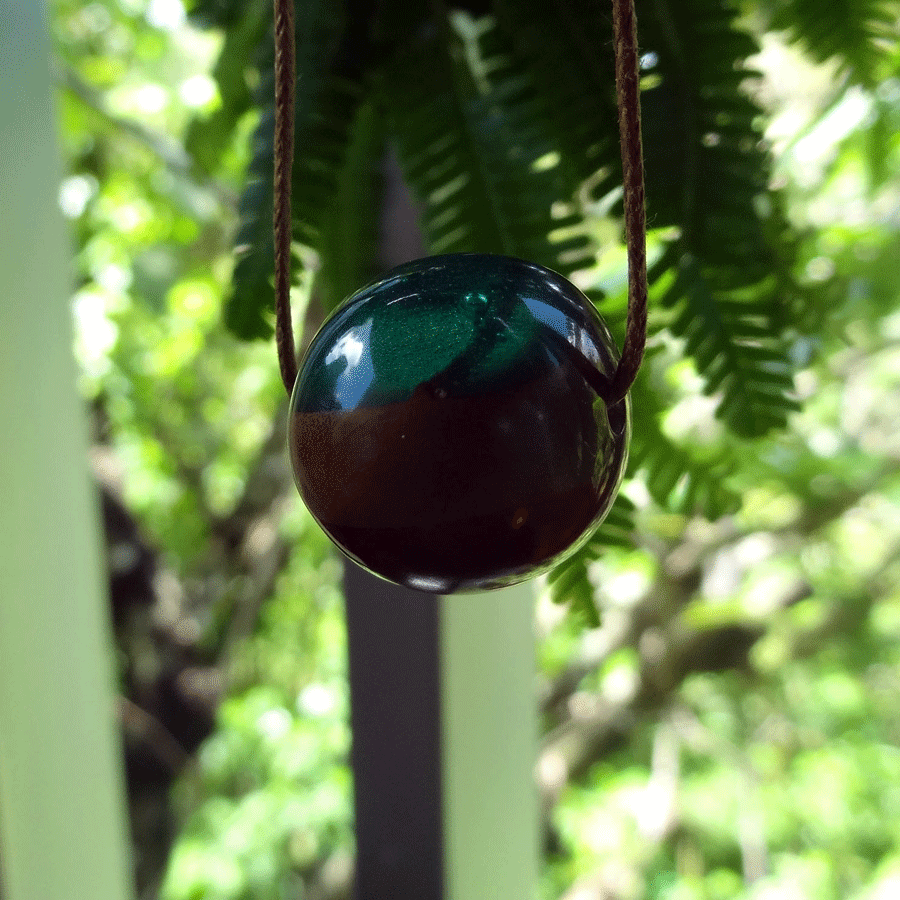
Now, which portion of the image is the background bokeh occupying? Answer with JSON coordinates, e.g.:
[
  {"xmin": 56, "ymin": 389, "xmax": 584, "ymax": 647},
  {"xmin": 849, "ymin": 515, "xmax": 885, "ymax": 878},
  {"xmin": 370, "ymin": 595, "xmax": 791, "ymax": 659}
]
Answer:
[{"xmin": 48, "ymin": 0, "xmax": 900, "ymax": 898}]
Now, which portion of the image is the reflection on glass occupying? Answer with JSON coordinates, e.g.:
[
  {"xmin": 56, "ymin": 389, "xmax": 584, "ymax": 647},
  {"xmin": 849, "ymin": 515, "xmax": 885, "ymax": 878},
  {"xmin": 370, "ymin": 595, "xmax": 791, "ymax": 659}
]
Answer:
[{"xmin": 325, "ymin": 318, "xmax": 375, "ymax": 409}]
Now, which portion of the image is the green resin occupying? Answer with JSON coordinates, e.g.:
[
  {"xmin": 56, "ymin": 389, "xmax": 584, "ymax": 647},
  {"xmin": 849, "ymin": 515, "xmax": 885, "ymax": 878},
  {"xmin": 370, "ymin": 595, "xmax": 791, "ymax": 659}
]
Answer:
[{"xmin": 289, "ymin": 253, "xmax": 630, "ymax": 593}]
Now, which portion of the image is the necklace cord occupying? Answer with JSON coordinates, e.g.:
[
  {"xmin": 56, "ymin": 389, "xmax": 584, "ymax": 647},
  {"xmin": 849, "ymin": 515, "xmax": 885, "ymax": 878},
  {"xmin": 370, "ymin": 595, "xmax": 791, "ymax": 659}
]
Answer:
[
  {"xmin": 274, "ymin": 0, "xmax": 297, "ymax": 396},
  {"xmin": 608, "ymin": 0, "xmax": 648, "ymax": 403},
  {"xmin": 271, "ymin": 0, "xmax": 646, "ymax": 400}
]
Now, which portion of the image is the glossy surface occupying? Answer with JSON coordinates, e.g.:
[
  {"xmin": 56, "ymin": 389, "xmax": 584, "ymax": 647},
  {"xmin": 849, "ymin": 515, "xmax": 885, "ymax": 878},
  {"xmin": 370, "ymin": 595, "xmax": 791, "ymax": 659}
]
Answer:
[{"xmin": 289, "ymin": 254, "xmax": 630, "ymax": 592}]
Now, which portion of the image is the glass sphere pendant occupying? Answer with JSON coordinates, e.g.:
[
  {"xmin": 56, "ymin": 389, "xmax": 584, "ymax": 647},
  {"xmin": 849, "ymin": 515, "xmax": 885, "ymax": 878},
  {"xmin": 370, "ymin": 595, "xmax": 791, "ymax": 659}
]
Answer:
[{"xmin": 288, "ymin": 253, "xmax": 630, "ymax": 593}]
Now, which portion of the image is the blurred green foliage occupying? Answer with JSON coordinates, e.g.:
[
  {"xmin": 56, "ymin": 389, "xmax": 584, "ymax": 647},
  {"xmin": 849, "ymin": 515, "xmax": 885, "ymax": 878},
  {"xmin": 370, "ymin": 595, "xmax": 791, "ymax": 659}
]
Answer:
[{"xmin": 51, "ymin": 0, "xmax": 900, "ymax": 898}]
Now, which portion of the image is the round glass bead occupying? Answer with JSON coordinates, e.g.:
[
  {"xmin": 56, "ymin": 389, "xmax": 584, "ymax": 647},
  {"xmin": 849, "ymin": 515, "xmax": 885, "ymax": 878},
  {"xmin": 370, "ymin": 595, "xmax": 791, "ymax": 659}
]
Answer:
[{"xmin": 288, "ymin": 253, "xmax": 630, "ymax": 593}]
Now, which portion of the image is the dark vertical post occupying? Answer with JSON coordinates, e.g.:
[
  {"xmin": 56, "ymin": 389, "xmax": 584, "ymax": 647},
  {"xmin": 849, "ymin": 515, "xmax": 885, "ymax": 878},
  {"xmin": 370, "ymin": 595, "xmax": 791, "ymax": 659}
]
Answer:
[
  {"xmin": 340, "ymin": 153, "xmax": 539, "ymax": 900},
  {"xmin": 342, "ymin": 152, "xmax": 443, "ymax": 900},
  {"xmin": 344, "ymin": 564, "xmax": 444, "ymax": 900},
  {"xmin": 340, "ymin": 153, "xmax": 540, "ymax": 900}
]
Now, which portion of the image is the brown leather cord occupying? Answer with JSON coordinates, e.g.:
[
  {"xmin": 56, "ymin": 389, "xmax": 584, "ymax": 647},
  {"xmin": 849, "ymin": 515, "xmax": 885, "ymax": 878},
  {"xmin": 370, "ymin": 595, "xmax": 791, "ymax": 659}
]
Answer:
[
  {"xmin": 271, "ymin": 0, "xmax": 646, "ymax": 400},
  {"xmin": 274, "ymin": 0, "xmax": 297, "ymax": 395},
  {"xmin": 608, "ymin": 0, "xmax": 648, "ymax": 403}
]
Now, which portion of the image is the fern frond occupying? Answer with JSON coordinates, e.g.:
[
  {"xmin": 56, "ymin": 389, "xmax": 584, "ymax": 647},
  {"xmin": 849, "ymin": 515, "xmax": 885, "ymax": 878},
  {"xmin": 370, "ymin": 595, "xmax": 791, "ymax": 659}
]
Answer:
[
  {"xmin": 186, "ymin": 0, "xmax": 269, "ymax": 174},
  {"xmin": 226, "ymin": 0, "xmax": 366, "ymax": 338},
  {"xmin": 636, "ymin": 0, "xmax": 801, "ymax": 436},
  {"xmin": 382, "ymin": 14, "xmax": 594, "ymax": 278},
  {"xmin": 489, "ymin": 0, "xmax": 801, "ymax": 436},
  {"xmin": 652, "ymin": 245, "xmax": 800, "ymax": 437},
  {"xmin": 228, "ymin": 103, "xmax": 276, "ymax": 338},
  {"xmin": 493, "ymin": 0, "xmax": 621, "ymax": 201},
  {"xmin": 628, "ymin": 373, "xmax": 741, "ymax": 517},
  {"xmin": 547, "ymin": 555, "xmax": 601, "ymax": 628},
  {"xmin": 766, "ymin": 0, "xmax": 900, "ymax": 88},
  {"xmin": 186, "ymin": 0, "xmax": 250, "ymax": 28},
  {"xmin": 588, "ymin": 494, "xmax": 637, "ymax": 549},
  {"xmin": 381, "ymin": 25, "xmax": 514, "ymax": 256},
  {"xmin": 636, "ymin": 439, "xmax": 738, "ymax": 515},
  {"xmin": 314, "ymin": 98, "xmax": 384, "ymax": 315},
  {"xmin": 290, "ymin": 75, "xmax": 366, "ymax": 251},
  {"xmin": 547, "ymin": 495, "xmax": 636, "ymax": 626}
]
